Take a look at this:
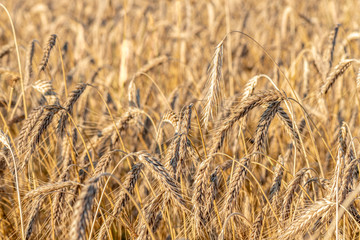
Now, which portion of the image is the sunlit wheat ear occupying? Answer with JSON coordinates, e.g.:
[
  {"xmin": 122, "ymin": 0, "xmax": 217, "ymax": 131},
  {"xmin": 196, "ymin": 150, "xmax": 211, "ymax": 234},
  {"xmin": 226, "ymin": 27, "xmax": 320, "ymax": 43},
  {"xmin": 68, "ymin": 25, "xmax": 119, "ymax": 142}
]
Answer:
[
  {"xmin": 281, "ymin": 168, "xmax": 310, "ymax": 222},
  {"xmin": 32, "ymin": 79, "xmax": 59, "ymax": 105},
  {"xmin": 70, "ymin": 176, "xmax": 102, "ymax": 240},
  {"xmin": 97, "ymin": 163, "xmax": 143, "ymax": 240},
  {"xmin": 138, "ymin": 153, "xmax": 186, "ymax": 209},
  {"xmin": 241, "ymin": 75, "xmax": 259, "ymax": 103},
  {"xmin": 251, "ymin": 159, "xmax": 285, "ymax": 240},
  {"xmin": 268, "ymin": 158, "xmax": 285, "ymax": 203},
  {"xmin": 222, "ymin": 157, "xmax": 250, "ymax": 217},
  {"xmin": 24, "ymin": 196, "xmax": 43, "ymax": 240},
  {"xmin": 280, "ymin": 198, "xmax": 334, "ymax": 239},
  {"xmin": 320, "ymin": 59, "xmax": 354, "ymax": 95},
  {"xmin": 24, "ymin": 181, "xmax": 78, "ymax": 200},
  {"xmin": 164, "ymin": 104, "xmax": 193, "ymax": 179},
  {"xmin": 17, "ymin": 106, "xmax": 44, "ymax": 154},
  {"xmin": 204, "ymin": 160, "xmax": 233, "ymax": 221},
  {"xmin": 21, "ymin": 105, "xmax": 62, "ymax": 170},
  {"xmin": 276, "ymin": 107, "xmax": 302, "ymax": 153},
  {"xmin": 38, "ymin": 34, "xmax": 57, "ymax": 73},
  {"xmin": 210, "ymin": 90, "xmax": 284, "ymax": 155},
  {"xmin": 137, "ymin": 193, "xmax": 164, "ymax": 240},
  {"xmin": 202, "ymin": 40, "xmax": 224, "ymax": 130},
  {"xmin": 57, "ymin": 83, "xmax": 88, "ymax": 137},
  {"xmin": 253, "ymin": 101, "xmax": 280, "ymax": 159}
]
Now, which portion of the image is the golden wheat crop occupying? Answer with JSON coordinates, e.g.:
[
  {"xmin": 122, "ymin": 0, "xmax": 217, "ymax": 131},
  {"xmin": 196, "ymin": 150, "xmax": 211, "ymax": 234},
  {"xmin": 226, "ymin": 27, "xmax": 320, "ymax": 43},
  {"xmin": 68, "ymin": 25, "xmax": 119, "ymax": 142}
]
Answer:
[{"xmin": 1, "ymin": 0, "xmax": 360, "ymax": 239}]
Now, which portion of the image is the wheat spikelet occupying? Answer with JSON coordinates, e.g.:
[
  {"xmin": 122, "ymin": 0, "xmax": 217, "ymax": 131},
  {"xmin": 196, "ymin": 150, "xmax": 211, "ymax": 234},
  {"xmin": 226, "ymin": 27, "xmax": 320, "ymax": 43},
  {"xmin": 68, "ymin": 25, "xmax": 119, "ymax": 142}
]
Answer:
[
  {"xmin": 204, "ymin": 160, "xmax": 233, "ymax": 223},
  {"xmin": 320, "ymin": 59, "xmax": 353, "ymax": 95},
  {"xmin": 210, "ymin": 90, "xmax": 283, "ymax": 155},
  {"xmin": 93, "ymin": 151, "xmax": 112, "ymax": 176},
  {"xmin": 202, "ymin": 41, "xmax": 224, "ymax": 129},
  {"xmin": 192, "ymin": 156, "xmax": 212, "ymax": 229},
  {"xmin": 39, "ymin": 34, "xmax": 57, "ymax": 73},
  {"xmin": 241, "ymin": 75, "xmax": 259, "ymax": 103},
  {"xmin": 250, "ymin": 209, "xmax": 264, "ymax": 240},
  {"xmin": 253, "ymin": 101, "xmax": 280, "ymax": 158},
  {"xmin": 18, "ymin": 105, "xmax": 62, "ymax": 171},
  {"xmin": 164, "ymin": 104, "xmax": 193, "ymax": 179},
  {"xmin": 137, "ymin": 193, "xmax": 164, "ymax": 240},
  {"xmin": 70, "ymin": 176, "xmax": 102, "ymax": 240},
  {"xmin": 24, "ymin": 181, "xmax": 78, "ymax": 200},
  {"xmin": 268, "ymin": 158, "xmax": 285, "ymax": 203},
  {"xmin": 24, "ymin": 196, "xmax": 43, "ymax": 240},
  {"xmin": 280, "ymin": 198, "xmax": 334, "ymax": 239},
  {"xmin": 222, "ymin": 157, "xmax": 250, "ymax": 217},
  {"xmin": 276, "ymin": 107, "xmax": 302, "ymax": 153},
  {"xmin": 160, "ymin": 110, "xmax": 178, "ymax": 129},
  {"xmin": 97, "ymin": 163, "xmax": 143, "ymax": 240},
  {"xmin": 57, "ymin": 83, "xmax": 88, "ymax": 137},
  {"xmin": 281, "ymin": 168, "xmax": 310, "ymax": 222},
  {"xmin": 138, "ymin": 153, "xmax": 186, "ymax": 209}
]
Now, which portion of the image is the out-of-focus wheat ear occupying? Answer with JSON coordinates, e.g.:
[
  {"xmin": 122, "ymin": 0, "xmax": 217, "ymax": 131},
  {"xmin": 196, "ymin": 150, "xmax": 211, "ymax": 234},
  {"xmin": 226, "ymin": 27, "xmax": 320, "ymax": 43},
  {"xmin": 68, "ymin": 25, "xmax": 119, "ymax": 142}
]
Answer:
[
  {"xmin": 70, "ymin": 176, "xmax": 101, "ymax": 240},
  {"xmin": 280, "ymin": 198, "xmax": 334, "ymax": 239},
  {"xmin": 24, "ymin": 40, "xmax": 36, "ymax": 85},
  {"xmin": 128, "ymin": 79, "xmax": 138, "ymax": 108},
  {"xmin": 356, "ymin": 68, "xmax": 360, "ymax": 90},
  {"xmin": 97, "ymin": 163, "xmax": 144, "ymax": 240},
  {"xmin": 17, "ymin": 106, "xmax": 44, "ymax": 153},
  {"xmin": 303, "ymin": 58, "xmax": 310, "ymax": 97},
  {"xmin": 222, "ymin": 157, "xmax": 250, "ymax": 217},
  {"xmin": 210, "ymin": 90, "xmax": 284, "ymax": 155},
  {"xmin": 253, "ymin": 101, "xmax": 280, "ymax": 160},
  {"xmin": 133, "ymin": 55, "xmax": 168, "ymax": 79},
  {"xmin": 138, "ymin": 153, "xmax": 186, "ymax": 209},
  {"xmin": 57, "ymin": 83, "xmax": 88, "ymax": 137},
  {"xmin": 320, "ymin": 59, "xmax": 353, "ymax": 96},
  {"xmin": 202, "ymin": 40, "xmax": 224, "ymax": 130},
  {"xmin": 323, "ymin": 24, "xmax": 340, "ymax": 71},
  {"xmin": 0, "ymin": 42, "xmax": 13, "ymax": 59},
  {"xmin": 38, "ymin": 34, "xmax": 57, "ymax": 73},
  {"xmin": 25, "ymin": 196, "xmax": 43, "ymax": 240},
  {"xmin": 281, "ymin": 168, "xmax": 310, "ymax": 222}
]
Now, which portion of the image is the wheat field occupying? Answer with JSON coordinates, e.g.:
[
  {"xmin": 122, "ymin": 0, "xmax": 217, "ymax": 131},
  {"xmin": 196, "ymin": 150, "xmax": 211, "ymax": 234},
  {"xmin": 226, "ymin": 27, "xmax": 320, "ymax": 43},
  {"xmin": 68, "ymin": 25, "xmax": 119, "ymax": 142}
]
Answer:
[{"xmin": 1, "ymin": 0, "xmax": 360, "ymax": 239}]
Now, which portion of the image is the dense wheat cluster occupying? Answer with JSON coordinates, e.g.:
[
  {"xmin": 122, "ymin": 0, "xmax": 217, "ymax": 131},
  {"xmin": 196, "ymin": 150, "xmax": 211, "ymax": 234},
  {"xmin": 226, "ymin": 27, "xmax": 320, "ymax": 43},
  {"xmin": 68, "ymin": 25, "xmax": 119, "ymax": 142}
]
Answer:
[{"xmin": 1, "ymin": 0, "xmax": 360, "ymax": 239}]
